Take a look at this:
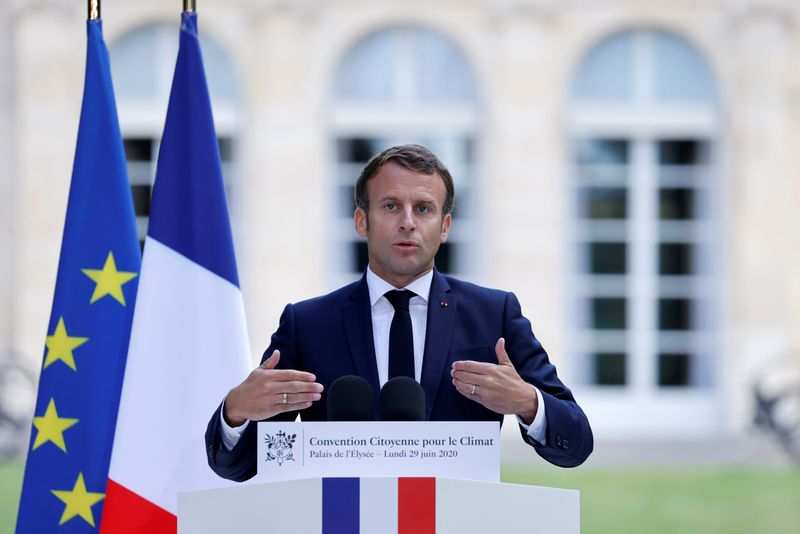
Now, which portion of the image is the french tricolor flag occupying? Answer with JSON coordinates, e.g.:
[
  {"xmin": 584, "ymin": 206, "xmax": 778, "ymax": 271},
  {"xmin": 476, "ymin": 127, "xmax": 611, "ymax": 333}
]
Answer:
[
  {"xmin": 100, "ymin": 12, "xmax": 250, "ymax": 533},
  {"xmin": 323, "ymin": 478, "xmax": 436, "ymax": 534}
]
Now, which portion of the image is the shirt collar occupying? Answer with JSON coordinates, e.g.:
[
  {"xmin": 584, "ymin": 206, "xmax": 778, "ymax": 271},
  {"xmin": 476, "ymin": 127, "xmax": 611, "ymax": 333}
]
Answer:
[{"xmin": 366, "ymin": 265, "xmax": 433, "ymax": 307}]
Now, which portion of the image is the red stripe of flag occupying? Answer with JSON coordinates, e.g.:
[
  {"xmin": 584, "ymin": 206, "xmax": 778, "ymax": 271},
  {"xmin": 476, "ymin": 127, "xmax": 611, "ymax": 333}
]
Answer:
[
  {"xmin": 100, "ymin": 479, "xmax": 176, "ymax": 534},
  {"xmin": 398, "ymin": 477, "xmax": 435, "ymax": 534}
]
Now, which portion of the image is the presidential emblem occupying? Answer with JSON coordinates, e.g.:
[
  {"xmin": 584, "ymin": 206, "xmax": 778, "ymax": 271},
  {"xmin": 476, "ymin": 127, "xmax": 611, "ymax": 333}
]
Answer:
[{"xmin": 264, "ymin": 431, "xmax": 296, "ymax": 466}]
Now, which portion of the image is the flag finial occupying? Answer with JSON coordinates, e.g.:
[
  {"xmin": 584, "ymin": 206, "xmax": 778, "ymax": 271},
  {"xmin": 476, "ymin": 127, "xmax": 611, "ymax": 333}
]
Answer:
[
  {"xmin": 183, "ymin": 0, "xmax": 196, "ymax": 13},
  {"xmin": 88, "ymin": 0, "xmax": 100, "ymax": 20}
]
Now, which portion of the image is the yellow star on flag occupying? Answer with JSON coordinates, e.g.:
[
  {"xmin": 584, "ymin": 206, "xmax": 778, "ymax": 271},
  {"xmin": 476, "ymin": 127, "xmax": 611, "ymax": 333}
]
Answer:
[
  {"xmin": 44, "ymin": 317, "xmax": 88, "ymax": 371},
  {"xmin": 81, "ymin": 250, "xmax": 137, "ymax": 305},
  {"xmin": 31, "ymin": 398, "xmax": 78, "ymax": 452},
  {"xmin": 51, "ymin": 472, "xmax": 105, "ymax": 527}
]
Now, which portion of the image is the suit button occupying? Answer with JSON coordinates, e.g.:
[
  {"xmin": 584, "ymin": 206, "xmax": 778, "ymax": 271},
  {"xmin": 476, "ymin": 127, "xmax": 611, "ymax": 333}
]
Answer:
[
  {"xmin": 563, "ymin": 439, "xmax": 569, "ymax": 449},
  {"xmin": 555, "ymin": 435, "xmax": 563, "ymax": 447}
]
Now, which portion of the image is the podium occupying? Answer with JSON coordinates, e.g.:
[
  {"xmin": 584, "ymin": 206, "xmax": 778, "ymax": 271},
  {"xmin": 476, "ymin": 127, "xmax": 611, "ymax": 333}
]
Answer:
[{"xmin": 178, "ymin": 476, "xmax": 579, "ymax": 533}]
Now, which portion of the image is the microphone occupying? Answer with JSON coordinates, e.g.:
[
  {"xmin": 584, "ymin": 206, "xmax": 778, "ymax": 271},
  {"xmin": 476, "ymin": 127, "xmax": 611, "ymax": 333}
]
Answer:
[
  {"xmin": 379, "ymin": 377, "xmax": 426, "ymax": 421},
  {"xmin": 327, "ymin": 375, "xmax": 374, "ymax": 421}
]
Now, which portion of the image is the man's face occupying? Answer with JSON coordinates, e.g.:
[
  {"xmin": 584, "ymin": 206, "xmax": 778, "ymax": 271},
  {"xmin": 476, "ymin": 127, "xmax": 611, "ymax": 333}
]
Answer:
[{"xmin": 354, "ymin": 162, "xmax": 451, "ymax": 288}]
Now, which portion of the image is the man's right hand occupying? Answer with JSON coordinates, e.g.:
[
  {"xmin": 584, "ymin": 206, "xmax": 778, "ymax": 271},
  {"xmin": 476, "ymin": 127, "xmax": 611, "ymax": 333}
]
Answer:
[{"xmin": 223, "ymin": 350, "xmax": 323, "ymax": 426}]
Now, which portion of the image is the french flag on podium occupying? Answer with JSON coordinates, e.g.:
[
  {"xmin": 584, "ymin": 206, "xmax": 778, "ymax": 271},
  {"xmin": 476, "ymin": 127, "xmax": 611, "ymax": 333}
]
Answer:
[{"xmin": 322, "ymin": 478, "xmax": 436, "ymax": 534}]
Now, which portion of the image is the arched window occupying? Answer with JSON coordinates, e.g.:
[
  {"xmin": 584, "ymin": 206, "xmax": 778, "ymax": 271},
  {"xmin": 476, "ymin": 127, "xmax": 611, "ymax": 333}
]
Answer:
[
  {"xmin": 569, "ymin": 30, "xmax": 719, "ymax": 406},
  {"xmin": 110, "ymin": 24, "xmax": 241, "ymax": 248},
  {"xmin": 330, "ymin": 27, "xmax": 480, "ymax": 284}
]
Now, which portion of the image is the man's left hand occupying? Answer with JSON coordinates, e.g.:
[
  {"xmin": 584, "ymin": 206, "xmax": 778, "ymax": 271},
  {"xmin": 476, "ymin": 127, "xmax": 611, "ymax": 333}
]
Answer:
[{"xmin": 451, "ymin": 337, "xmax": 538, "ymax": 424}]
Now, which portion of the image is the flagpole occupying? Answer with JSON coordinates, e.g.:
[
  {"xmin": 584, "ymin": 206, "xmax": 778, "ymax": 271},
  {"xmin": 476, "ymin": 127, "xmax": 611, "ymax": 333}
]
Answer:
[
  {"xmin": 184, "ymin": 0, "xmax": 196, "ymax": 13},
  {"xmin": 88, "ymin": 0, "xmax": 100, "ymax": 20}
]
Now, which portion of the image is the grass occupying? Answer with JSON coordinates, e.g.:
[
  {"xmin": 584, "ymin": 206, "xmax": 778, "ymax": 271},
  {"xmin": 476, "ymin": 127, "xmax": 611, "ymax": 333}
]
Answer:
[
  {"xmin": 502, "ymin": 464, "xmax": 800, "ymax": 534},
  {"xmin": 0, "ymin": 460, "xmax": 23, "ymax": 534},
  {"xmin": 2, "ymin": 459, "xmax": 798, "ymax": 533}
]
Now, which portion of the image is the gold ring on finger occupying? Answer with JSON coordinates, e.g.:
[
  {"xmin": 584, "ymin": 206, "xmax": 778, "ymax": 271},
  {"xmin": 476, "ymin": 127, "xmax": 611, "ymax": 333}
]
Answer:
[
  {"xmin": 470, "ymin": 384, "xmax": 477, "ymax": 395},
  {"xmin": 283, "ymin": 393, "xmax": 288, "ymax": 404}
]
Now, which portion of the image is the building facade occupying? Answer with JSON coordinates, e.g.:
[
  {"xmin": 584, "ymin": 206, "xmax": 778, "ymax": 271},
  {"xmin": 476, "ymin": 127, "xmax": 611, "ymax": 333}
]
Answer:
[{"xmin": 3, "ymin": 0, "xmax": 800, "ymax": 455}]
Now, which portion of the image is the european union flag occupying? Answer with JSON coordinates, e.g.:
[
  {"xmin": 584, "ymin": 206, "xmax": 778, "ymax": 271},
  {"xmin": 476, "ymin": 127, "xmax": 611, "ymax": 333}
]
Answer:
[{"xmin": 15, "ymin": 19, "xmax": 140, "ymax": 533}]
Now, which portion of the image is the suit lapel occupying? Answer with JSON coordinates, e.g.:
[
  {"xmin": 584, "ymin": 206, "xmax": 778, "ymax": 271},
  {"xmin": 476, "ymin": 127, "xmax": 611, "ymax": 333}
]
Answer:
[
  {"xmin": 341, "ymin": 275, "xmax": 381, "ymax": 401},
  {"xmin": 421, "ymin": 270, "xmax": 456, "ymax": 420}
]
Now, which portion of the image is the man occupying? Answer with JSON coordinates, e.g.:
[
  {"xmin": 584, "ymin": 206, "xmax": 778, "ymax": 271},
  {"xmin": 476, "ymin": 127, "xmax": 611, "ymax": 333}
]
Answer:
[{"xmin": 206, "ymin": 144, "xmax": 592, "ymax": 481}]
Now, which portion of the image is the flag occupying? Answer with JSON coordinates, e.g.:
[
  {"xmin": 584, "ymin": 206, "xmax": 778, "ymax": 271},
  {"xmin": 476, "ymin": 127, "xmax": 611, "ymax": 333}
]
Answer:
[
  {"xmin": 100, "ymin": 12, "xmax": 251, "ymax": 532},
  {"xmin": 15, "ymin": 19, "xmax": 140, "ymax": 533}
]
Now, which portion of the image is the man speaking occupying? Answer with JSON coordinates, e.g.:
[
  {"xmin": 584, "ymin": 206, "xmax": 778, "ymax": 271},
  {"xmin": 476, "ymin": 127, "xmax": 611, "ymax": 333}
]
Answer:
[{"xmin": 205, "ymin": 144, "xmax": 593, "ymax": 481}]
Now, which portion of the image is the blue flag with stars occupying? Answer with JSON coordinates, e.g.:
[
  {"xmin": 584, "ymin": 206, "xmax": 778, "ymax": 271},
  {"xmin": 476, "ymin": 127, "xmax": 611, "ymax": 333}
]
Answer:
[{"xmin": 15, "ymin": 19, "xmax": 140, "ymax": 533}]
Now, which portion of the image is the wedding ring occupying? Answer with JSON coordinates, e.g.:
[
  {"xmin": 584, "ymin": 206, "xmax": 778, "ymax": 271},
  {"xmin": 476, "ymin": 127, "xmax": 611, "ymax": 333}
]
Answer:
[
  {"xmin": 283, "ymin": 393, "xmax": 288, "ymax": 404},
  {"xmin": 470, "ymin": 384, "xmax": 477, "ymax": 395}
]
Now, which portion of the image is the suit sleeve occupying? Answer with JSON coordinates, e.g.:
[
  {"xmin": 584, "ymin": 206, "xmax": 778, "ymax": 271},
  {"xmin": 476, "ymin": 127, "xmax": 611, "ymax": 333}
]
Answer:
[
  {"xmin": 205, "ymin": 303, "xmax": 301, "ymax": 482},
  {"xmin": 503, "ymin": 292, "xmax": 594, "ymax": 467}
]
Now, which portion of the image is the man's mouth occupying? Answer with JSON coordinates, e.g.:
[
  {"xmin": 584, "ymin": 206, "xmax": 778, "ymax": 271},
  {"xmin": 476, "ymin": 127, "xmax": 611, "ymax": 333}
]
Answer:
[{"xmin": 393, "ymin": 241, "xmax": 420, "ymax": 250}]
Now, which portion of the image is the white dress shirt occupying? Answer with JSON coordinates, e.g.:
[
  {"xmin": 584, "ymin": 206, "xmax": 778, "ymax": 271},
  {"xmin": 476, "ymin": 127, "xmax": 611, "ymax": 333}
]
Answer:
[{"xmin": 220, "ymin": 266, "xmax": 547, "ymax": 449}]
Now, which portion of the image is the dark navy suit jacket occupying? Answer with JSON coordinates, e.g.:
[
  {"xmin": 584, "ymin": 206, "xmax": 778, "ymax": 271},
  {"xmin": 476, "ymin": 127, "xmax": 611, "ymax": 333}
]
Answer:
[{"xmin": 206, "ymin": 270, "xmax": 592, "ymax": 481}]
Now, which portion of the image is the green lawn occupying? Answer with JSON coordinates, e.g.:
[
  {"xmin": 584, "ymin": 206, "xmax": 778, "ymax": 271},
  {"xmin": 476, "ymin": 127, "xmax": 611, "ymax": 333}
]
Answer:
[
  {"xmin": 0, "ymin": 460, "xmax": 23, "ymax": 534},
  {"xmin": 2, "ymin": 460, "xmax": 798, "ymax": 533},
  {"xmin": 502, "ymin": 464, "xmax": 800, "ymax": 534}
]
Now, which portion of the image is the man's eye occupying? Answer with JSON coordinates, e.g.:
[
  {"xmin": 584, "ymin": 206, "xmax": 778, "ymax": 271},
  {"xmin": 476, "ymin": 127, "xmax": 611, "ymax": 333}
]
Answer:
[
  {"xmin": 416, "ymin": 205, "xmax": 430, "ymax": 214},
  {"xmin": 384, "ymin": 203, "xmax": 396, "ymax": 211}
]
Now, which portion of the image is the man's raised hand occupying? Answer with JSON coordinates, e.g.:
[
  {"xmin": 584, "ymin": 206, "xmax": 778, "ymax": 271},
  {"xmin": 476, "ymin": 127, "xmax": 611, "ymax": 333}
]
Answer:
[
  {"xmin": 223, "ymin": 350, "xmax": 324, "ymax": 426},
  {"xmin": 451, "ymin": 338, "xmax": 538, "ymax": 424}
]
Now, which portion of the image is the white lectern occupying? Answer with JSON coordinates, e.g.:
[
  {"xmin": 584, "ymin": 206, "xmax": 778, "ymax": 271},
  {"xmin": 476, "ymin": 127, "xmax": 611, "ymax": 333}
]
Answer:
[{"xmin": 178, "ymin": 476, "xmax": 579, "ymax": 534}]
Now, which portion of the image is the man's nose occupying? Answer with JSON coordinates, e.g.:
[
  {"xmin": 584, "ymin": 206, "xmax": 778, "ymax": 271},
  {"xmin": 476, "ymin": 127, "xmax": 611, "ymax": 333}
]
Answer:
[{"xmin": 399, "ymin": 207, "xmax": 415, "ymax": 230}]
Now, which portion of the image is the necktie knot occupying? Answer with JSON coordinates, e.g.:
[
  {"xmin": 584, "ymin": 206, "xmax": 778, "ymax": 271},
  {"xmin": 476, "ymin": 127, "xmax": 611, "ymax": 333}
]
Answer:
[{"xmin": 385, "ymin": 290, "xmax": 414, "ymax": 312}]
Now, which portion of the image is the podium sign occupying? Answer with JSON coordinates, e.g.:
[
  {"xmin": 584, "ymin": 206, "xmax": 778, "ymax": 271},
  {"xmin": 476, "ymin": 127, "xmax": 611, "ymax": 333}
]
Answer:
[{"xmin": 256, "ymin": 421, "xmax": 500, "ymax": 482}]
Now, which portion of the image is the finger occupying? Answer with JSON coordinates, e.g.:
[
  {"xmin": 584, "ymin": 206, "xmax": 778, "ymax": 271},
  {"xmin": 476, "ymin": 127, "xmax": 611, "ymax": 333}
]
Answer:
[
  {"xmin": 275, "ymin": 380, "xmax": 325, "ymax": 394},
  {"xmin": 265, "ymin": 369, "xmax": 319, "ymax": 383},
  {"xmin": 260, "ymin": 350, "xmax": 281, "ymax": 369},
  {"xmin": 452, "ymin": 377, "xmax": 481, "ymax": 399},
  {"xmin": 280, "ymin": 392, "xmax": 323, "ymax": 405},
  {"xmin": 451, "ymin": 360, "xmax": 496, "ymax": 374},
  {"xmin": 495, "ymin": 338, "xmax": 512, "ymax": 366},
  {"xmin": 450, "ymin": 369, "xmax": 490, "ymax": 386}
]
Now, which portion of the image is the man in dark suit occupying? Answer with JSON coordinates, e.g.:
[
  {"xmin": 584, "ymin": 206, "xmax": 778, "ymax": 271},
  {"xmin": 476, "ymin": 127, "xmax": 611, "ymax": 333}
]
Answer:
[{"xmin": 206, "ymin": 144, "xmax": 592, "ymax": 482}]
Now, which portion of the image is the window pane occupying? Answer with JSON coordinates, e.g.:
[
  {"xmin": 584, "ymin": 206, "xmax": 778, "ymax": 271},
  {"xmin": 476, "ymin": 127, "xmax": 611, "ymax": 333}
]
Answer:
[
  {"xmin": 335, "ymin": 32, "xmax": 398, "ymax": 102},
  {"xmin": 592, "ymin": 298, "xmax": 627, "ymax": 329},
  {"xmin": 589, "ymin": 243, "xmax": 627, "ymax": 274},
  {"xmin": 658, "ymin": 353, "xmax": 691, "ymax": 386},
  {"xmin": 434, "ymin": 242, "xmax": 454, "ymax": 274},
  {"xmin": 340, "ymin": 186, "xmax": 355, "ymax": 217},
  {"xmin": 572, "ymin": 32, "xmax": 634, "ymax": 102},
  {"xmin": 415, "ymin": 31, "xmax": 477, "ymax": 103},
  {"xmin": 659, "ymin": 298, "xmax": 691, "ymax": 330},
  {"xmin": 654, "ymin": 31, "xmax": 716, "ymax": 104},
  {"xmin": 575, "ymin": 139, "xmax": 629, "ymax": 165},
  {"xmin": 130, "ymin": 185, "xmax": 151, "ymax": 217},
  {"xmin": 593, "ymin": 352, "xmax": 627, "ymax": 386},
  {"xmin": 218, "ymin": 137, "xmax": 234, "ymax": 162},
  {"xmin": 659, "ymin": 243, "xmax": 693, "ymax": 275},
  {"xmin": 353, "ymin": 241, "xmax": 369, "ymax": 272},
  {"xmin": 659, "ymin": 188, "xmax": 694, "ymax": 219},
  {"xmin": 124, "ymin": 138, "xmax": 152, "ymax": 161},
  {"xmin": 581, "ymin": 188, "xmax": 627, "ymax": 219},
  {"xmin": 337, "ymin": 137, "xmax": 386, "ymax": 163},
  {"xmin": 335, "ymin": 28, "xmax": 476, "ymax": 104},
  {"xmin": 659, "ymin": 140, "xmax": 707, "ymax": 165}
]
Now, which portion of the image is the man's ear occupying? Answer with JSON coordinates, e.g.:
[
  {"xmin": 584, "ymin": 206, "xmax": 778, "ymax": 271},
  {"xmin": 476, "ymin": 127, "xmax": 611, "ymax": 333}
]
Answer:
[
  {"xmin": 354, "ymin": 208, "xmax": 368, "ymax": 237},
  {"xmin": 440, "ymin": 213, "xmax": 452, "ymax": 242}
]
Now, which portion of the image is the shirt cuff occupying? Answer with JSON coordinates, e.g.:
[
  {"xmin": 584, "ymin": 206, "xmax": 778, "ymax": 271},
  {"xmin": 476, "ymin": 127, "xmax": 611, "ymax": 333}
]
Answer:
[
  {"xmin": 219, "ymin": 400, "xmax": 250, "ymax": 451},
  {"xmin": 516, "ymin": 386, "xmax": 547, "ymax": 445}
]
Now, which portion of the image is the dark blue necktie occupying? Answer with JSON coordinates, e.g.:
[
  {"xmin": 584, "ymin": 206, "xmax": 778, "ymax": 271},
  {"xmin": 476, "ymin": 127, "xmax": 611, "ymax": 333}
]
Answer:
[{"xmin": 385, "ymin": 290, "xmax": 415, "ymax": 379}]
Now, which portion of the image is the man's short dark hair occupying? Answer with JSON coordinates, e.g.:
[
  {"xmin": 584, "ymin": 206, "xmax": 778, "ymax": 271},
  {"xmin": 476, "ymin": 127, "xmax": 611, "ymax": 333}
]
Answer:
[{"xmin": 354, "ymin": 144, "xmax": 455, "ymax": 218}]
